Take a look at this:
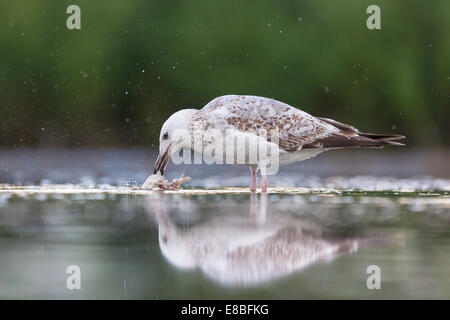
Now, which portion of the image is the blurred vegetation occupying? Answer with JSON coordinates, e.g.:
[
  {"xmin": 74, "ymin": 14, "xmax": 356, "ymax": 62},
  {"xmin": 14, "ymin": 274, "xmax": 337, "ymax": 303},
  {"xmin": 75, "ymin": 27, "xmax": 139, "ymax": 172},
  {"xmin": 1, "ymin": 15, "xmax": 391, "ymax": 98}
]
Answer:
[{"xmin": 0, "ymin": 0, "xmax": 449, "ymax": 148}]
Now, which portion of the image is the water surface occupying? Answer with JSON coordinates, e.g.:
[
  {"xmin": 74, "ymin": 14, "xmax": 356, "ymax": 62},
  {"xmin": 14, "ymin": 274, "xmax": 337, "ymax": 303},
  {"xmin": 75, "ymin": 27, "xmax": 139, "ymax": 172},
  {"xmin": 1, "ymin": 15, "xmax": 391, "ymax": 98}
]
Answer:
[
  {"xmin": 0, "ymin": 188, "xmax": 449, "ymax": 299},
  {"xmin": 0, "ymin": 149, "xmax": 449, "ymax": 299}
]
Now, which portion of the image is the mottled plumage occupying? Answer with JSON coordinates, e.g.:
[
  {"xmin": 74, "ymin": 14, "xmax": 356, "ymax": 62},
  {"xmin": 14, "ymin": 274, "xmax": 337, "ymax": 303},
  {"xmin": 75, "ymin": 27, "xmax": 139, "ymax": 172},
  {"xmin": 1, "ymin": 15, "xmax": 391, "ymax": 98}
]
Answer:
[
  {"xmin": 154, "ymin": 94, "xmax": 405, "ymax": 191},
  {"xmin": 194, "ymin": 95, "xmax": 404, "ymax": 152}
]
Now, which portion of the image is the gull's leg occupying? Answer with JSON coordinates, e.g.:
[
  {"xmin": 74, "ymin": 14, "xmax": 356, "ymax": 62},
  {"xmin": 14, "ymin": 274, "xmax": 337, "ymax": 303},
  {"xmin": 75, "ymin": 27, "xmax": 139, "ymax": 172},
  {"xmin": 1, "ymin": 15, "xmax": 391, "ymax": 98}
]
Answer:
[
  {"xmin": 261, "ymin": 174, "xmax": 269, "ymax": 193},
  {"xmin": 249, "ymin": 166, "xmax": 257, "ymax": 192}
]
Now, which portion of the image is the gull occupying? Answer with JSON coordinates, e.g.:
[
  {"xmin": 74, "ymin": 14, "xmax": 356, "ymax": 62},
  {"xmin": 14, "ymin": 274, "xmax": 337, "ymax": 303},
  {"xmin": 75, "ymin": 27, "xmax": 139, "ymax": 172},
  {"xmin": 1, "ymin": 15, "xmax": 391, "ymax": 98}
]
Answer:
[{"xmin": 153, "ymin": 95, "xmax": 405, "ymax": 192}]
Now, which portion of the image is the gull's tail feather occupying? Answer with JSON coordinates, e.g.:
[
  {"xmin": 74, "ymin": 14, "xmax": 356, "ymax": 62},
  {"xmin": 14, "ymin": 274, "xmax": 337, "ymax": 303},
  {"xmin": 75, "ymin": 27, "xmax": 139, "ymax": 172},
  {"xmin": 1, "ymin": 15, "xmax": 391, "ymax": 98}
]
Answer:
[
  {"xmin": 304, "ymin": 117, "xmax": 406, "ymax": 149},
  {"xmin": 317, "ymin": 133, "xmax": 405, "ymax": 149},
  {"xmin": 357, "ymin": 132, "xmax": 406, "ymax": 146}
]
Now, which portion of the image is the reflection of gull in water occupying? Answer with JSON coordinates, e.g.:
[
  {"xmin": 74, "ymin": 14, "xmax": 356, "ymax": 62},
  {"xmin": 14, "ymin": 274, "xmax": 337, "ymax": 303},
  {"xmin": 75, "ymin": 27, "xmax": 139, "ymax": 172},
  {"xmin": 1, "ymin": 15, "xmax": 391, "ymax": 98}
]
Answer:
[{"xmin": 148, "ymin": 193, "xmax": 359, "ymax": 286}]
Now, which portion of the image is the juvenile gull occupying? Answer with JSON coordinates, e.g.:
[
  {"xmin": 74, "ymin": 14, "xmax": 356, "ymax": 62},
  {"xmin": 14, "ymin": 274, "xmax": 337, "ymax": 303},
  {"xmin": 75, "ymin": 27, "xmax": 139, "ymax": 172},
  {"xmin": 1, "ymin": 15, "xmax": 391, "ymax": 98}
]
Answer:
[{"xmin": 154, "ymin": 95, "xmax": 405, "ymax": 192}]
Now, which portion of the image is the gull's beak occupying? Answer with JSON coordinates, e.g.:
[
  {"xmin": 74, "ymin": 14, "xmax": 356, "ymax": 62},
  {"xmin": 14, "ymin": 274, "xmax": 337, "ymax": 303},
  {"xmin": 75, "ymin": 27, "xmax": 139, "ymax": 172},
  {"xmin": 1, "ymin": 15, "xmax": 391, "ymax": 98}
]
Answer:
[{"xmin": 153, "ymin": 143, "xmax": 172, "ymax": 175}]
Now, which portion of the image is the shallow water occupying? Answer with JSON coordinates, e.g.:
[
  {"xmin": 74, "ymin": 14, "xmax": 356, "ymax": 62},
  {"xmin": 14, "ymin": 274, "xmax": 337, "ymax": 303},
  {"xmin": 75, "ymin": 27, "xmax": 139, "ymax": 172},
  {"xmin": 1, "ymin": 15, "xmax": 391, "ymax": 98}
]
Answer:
[
  {"xmin": 0, "ymin": 149, "xmax": 449, "ymax": 299},
  {"xmin": 0, "ymin": 187, "xmax": 449, "ymax": 299}
]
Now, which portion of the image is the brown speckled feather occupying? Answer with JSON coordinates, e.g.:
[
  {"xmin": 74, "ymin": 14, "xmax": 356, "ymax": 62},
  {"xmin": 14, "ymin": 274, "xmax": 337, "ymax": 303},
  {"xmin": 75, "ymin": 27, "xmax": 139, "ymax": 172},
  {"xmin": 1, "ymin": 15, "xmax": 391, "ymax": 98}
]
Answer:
[
  {"xmin": 196, "ymin": 95, "xmax": 339, "ymax": 152},
  {"xmin": 195, "ymin": 95, "xmax": 405, "ymax": 152}
]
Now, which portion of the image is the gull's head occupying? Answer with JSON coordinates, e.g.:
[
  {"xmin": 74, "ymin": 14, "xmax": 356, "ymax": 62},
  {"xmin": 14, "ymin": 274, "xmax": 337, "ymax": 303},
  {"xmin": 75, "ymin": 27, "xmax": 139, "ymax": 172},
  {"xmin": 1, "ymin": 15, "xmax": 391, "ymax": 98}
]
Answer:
[{"xmin": 153, "ymin": 109, "xmax": 195, "ymax": 175}]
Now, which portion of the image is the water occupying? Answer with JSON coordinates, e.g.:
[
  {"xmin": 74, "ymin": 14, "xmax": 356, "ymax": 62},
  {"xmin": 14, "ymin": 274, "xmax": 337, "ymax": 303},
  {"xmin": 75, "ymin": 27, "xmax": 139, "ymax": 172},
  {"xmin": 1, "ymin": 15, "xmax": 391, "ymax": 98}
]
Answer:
[
  {"xmin": 0, "ymin": 149, "xmax": 449, "ymax": 299},
  {"xmin": 0, "ymin": 188, "xmax": 449, "ymax": 299}
]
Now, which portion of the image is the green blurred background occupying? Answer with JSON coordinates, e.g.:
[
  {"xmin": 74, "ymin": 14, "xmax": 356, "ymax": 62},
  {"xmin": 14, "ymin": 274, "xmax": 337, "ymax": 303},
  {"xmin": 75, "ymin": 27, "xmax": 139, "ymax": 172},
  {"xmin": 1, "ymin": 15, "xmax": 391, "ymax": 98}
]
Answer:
[{"xmin": 0, "ymin": 0, "xmax": 449, "ymax": 148}]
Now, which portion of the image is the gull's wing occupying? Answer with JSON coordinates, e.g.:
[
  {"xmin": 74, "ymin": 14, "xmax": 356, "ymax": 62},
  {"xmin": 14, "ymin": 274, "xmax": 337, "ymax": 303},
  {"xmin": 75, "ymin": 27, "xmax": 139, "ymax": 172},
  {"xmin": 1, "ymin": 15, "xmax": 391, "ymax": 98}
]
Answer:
[
  {"xmin": 197, "ymin": 95, "xmax": 338, "ymax": 152},
  {"xmin": 197, "ymin": 95, "xmax": 405, "ymax": 152}
]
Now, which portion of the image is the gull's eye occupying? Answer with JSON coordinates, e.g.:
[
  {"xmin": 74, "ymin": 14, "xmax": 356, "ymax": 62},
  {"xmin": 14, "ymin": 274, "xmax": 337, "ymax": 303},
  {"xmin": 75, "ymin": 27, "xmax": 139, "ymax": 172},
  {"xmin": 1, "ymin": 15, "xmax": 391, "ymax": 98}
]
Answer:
[{"xmin": 163, "ymin": 132, "xmax": 169, "ymax": 140}]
